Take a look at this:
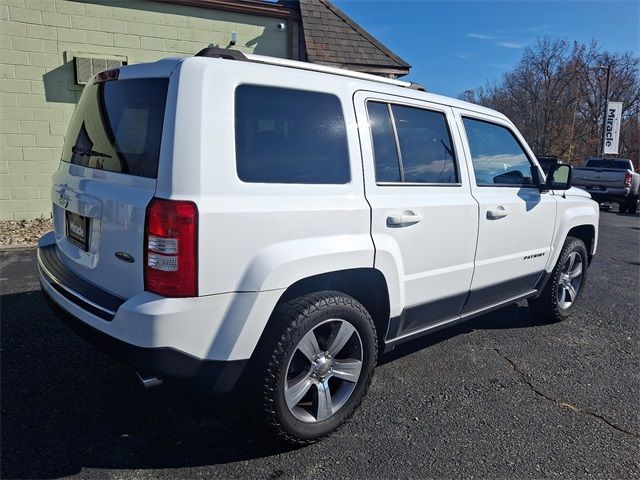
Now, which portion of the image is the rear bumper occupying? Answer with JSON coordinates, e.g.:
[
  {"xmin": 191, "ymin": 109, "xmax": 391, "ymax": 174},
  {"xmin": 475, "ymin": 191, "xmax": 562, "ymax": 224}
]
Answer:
[
  {"xmin": 574, "ymin": 185, "xmax": 630, "ymax": 202},
  {"xmin": 43, "ymin": 293, "xmax": 247, "ymax": 393},
  {"xmin": 37, "ymin": 242, "xmax": 279, "ymax": 393}
]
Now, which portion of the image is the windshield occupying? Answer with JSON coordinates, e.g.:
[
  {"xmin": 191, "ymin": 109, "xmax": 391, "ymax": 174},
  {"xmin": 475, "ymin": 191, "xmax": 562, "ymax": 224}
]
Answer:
[
  {"xmin": 585, "ymin": 159, "xmax": 631, "ymax": 170},
  {"xmin": 61, "ymin": 78, "xmax": 169, "ymax": 178}
]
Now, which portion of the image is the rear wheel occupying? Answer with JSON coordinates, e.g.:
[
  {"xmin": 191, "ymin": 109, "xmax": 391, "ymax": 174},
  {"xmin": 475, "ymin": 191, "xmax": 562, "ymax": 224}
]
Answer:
[
  {"xmin": 259, "ymin": 291, "xmax": 377, "ymax": 444},
  {"xmin": 528, "ymin": 236, "xmax": 588, "ymax": 322},
  {"xmin": 619, "ymin": 202, "xmax": 628, "ymax": 214},
  {"xmin": 627, "ymin": 195, "xmax": 638, "ymax": 214}
]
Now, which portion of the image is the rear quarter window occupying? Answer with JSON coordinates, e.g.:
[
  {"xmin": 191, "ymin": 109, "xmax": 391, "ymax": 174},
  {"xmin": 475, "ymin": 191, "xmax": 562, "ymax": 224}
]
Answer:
[
  {"xmin": 61, "ymin": 78, "xmax": 169, "ymax": 179},
  {"xmin": 234, "ymin": 85, "xmax": 350, "ymax": 184}
]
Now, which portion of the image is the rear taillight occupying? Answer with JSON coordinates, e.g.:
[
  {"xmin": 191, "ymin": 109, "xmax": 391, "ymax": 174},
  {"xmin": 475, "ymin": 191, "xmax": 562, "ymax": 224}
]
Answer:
[
  {"xmin": 145, "ymin": 198, "xmax": 198, "ymax": 297},
  {"xmin": 624, "ymin": 172, "xmax": 632, "ymax": 187}
]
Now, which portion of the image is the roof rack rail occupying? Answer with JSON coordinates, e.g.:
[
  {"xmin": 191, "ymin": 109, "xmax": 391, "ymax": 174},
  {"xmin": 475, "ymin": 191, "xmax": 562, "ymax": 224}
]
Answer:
[
  {"xmin": 195, "ymin": 47, "xmax": 248, "ymax": 61},
  {"xmin": 409, "ymin": 82, "xmax": 427, "ymax": 92},
  {"xmin": 192, "ymin": 48, "xmax": 425, "ymax": 92}
]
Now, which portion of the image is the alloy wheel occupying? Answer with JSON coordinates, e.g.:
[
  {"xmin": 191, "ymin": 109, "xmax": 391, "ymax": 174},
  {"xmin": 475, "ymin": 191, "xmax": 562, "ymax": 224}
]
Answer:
[
  {"xmin": 284, "ymin": 319, "xmax": 363, "ymax": 423},
  {"xmin": 557, "ymin": 251, "xmax": 583, "ymax": 310}
]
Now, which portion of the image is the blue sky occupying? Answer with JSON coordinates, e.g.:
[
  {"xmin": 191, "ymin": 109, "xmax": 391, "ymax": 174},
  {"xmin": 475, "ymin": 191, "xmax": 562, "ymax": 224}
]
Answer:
[{"xmin": 332, "ymin": 0, "xmax": 640, "ymax": 97}]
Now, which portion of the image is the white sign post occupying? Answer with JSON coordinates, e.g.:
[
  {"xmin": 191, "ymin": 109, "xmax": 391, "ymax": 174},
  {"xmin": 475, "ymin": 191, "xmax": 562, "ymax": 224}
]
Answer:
[{"xmin": 603, "ymin": 101, "xmax": 623, "ymax": 155}]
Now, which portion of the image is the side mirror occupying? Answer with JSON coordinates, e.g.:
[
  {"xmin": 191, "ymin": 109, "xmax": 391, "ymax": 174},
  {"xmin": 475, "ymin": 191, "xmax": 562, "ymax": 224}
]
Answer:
[{"xmin": 545, "ymin": 164, "xmax": 572, "ymax": 191}]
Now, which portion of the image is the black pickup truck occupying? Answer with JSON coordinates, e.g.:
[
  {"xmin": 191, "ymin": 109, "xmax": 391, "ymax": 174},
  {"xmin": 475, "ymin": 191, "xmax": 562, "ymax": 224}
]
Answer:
[{"xmin": 572, "ymin": 158, "xmax": 639, "ymax": 214}]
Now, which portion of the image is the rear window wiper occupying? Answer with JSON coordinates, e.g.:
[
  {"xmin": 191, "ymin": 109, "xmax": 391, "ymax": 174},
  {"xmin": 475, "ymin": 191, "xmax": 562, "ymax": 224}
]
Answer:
[{"xmin": 72, "ymin": 146, "xmax": 112, "ymax": 158}]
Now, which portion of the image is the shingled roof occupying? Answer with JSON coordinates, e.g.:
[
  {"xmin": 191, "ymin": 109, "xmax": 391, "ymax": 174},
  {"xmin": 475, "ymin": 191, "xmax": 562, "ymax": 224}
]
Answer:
[{"xmin": 296, "ymin": 0, "xmax": 411, "ymax": 78}]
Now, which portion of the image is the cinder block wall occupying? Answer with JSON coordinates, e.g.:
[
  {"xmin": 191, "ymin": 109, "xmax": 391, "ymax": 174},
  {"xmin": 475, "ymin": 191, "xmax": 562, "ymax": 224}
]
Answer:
[{"xmin": 0, "ymin": 0, "xmax": 293, "ymax": 220}]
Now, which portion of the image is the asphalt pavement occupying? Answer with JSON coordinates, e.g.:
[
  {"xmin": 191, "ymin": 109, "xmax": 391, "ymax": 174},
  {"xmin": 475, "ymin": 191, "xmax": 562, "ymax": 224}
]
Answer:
[{"xmin": 1, "ymin": 209, "xmax": 639, "ymax": 479}]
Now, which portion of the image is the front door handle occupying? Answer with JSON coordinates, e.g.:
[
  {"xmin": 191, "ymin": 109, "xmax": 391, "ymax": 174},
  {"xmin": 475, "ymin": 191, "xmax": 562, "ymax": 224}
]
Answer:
[
  {"xmin": 387, "ymin": 211, "xmax": 423, "ymax": 227},
  {"xmin": 486, "ymin": 206, "xmax": 510, "ymax": 219}
]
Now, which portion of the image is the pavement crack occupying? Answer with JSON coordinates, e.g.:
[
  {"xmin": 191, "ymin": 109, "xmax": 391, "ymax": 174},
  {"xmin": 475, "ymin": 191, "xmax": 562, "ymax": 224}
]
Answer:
[{"xmin": 494, "ymin": 348, "xmax": 639, "ymax": 439}]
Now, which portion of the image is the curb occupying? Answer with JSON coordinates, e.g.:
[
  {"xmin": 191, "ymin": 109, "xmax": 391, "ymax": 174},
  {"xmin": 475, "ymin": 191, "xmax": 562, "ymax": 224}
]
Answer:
[{"xmin": 0, "ymin": 244, "xmax": 37, "ymax": 252}]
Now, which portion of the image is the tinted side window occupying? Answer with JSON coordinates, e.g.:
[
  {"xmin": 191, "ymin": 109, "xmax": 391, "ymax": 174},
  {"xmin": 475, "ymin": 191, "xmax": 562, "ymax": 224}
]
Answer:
[
  {"xmin": 391, "ymin": 105, "xmax": 458, "ymax": 183},
  {"xmin": 367, "ymin": 102, "xmax": 401, "ymax": 182},
  {"xmin": 235, "ymin": 85, "xmax": 350, "ymax": 184},
  {"xmin": 463, "ymin": 118, "xmax": 534, "ymax": 186}
]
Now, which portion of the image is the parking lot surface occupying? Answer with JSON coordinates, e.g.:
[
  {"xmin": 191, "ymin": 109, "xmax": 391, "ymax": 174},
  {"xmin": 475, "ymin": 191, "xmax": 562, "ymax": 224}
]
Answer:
[{"xmin": 1, "ymin": 210, "xmax": 639, "ymax": 479}]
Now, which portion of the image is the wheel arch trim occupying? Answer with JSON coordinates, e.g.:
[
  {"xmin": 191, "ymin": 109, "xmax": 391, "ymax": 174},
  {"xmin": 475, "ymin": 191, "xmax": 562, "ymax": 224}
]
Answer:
[
  {"xmin": 545, "ymin": 203, "xmax": 598, "ymax": 272},
  {"xmin": 249, "ymin": 268, "xmax": 393, "ymax": 360}
]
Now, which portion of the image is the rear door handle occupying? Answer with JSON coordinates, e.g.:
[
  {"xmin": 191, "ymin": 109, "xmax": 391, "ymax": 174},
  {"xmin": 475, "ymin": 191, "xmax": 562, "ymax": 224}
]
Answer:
[
  {"xmin": 387, "ymin": 211, "xmax": 423, "ymax": 227},
  {"xmin": 486, "ymin": 206, "xmax": 510, "ymax": 220}
]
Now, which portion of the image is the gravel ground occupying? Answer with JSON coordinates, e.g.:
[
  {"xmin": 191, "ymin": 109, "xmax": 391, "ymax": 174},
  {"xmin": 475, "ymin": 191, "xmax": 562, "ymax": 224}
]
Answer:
[
  {"xmin": 0, "ymin": 218, "xmax": 53, "ymax": 246},
  {"xmin": 1, "ymin": 208, "xmax": 639, "ymax": 479}
]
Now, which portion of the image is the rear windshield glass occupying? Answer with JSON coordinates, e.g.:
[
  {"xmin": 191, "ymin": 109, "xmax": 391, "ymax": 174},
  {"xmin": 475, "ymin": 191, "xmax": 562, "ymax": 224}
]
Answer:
[
  {"xmin": 585, "ymin": 159, "xmax": 631, "ymax": 170},
  {"xmin": 61, "ymin": 78, "xmax": 169, "ymax": 178}
]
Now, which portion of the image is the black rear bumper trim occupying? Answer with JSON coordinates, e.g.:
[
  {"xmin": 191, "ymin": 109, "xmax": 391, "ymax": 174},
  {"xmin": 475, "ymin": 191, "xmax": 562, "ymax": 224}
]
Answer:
[
  {"xmin": 42, "ymin": 291, "xmax": 247, "ymax": 394},
  {"xmin": 37, "ymin": 244, "xmax": 125, "ymax": 320}
]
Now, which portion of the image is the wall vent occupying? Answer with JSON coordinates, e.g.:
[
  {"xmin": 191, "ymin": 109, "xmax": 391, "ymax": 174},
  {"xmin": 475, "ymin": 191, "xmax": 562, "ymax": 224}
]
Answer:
[{"xmin": 72, "ymin": 54, "xmax": 127, "ymax": 85}]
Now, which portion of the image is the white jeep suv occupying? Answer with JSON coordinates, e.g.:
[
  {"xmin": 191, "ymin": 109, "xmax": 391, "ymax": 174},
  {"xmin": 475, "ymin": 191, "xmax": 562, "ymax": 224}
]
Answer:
[{"xmin": 38, "ymin": 48, "xmax": 599, "ymax": 444}]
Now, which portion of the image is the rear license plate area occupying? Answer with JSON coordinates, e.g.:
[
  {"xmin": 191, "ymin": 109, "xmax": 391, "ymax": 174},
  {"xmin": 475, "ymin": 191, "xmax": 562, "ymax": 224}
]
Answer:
[{"xmin": 66, "ymin": 211, "xmax": 90, "ymax": 251}]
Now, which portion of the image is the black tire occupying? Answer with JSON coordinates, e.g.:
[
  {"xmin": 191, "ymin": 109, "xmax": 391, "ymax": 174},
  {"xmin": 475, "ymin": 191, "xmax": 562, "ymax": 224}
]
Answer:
[
  {"xmin": 619, "ymin": 202, "xmax": 628, "ymax": 214},
  {"xmin": 528, "ymin": 236, "xmax": 588, "ymax": 322},
  {"xmin": 627, "ymin": 195, "xmax": 638, "ymax": 214},
  {"xmin": 257, "ymin": 291, "xmax": 377, "ymax": 445}
]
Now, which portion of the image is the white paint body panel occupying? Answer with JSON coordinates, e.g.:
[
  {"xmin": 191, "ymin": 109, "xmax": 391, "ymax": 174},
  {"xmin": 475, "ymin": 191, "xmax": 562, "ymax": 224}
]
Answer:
[
  {"xmin": 354, "ymin": 92, "xmax": 478, "ymax": 316},
  {"xmin": 161, "ymin": 58, "xmax": 374, "ymax": 295},
  {"xmin": 42, "ymin": 54, "xmax": 599, "ymax": 362},
  {"xmin": 453, "ymin": 109, "xmax": 557, "ymax": 288},
  {"xmin": 545, "ymin": 188, "xmax": 600, "ymax": 270}
]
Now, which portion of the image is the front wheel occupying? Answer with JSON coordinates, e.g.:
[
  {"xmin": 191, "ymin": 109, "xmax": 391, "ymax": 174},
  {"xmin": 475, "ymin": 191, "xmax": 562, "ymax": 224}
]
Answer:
[
  {"xmin": 528, "ymin": 236, "xmax": 588, "ymax": 322},
  {"xmin": 260, "ymin": 291, "xmax": 377, "ymax": 444}
]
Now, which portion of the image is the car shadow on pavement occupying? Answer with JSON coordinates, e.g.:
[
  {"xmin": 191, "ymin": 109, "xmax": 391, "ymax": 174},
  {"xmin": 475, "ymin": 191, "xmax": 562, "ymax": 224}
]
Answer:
[
  {"xmin": 2, "ymin": 289, "xmax": 551, "ymax": 479},
  {"xmin": 380, "ymin": 303, "xmax": 552, "ymax": 365},
  {"xmin": 1, "ymin": 290, "xmax": 299, "ymax": 479}
]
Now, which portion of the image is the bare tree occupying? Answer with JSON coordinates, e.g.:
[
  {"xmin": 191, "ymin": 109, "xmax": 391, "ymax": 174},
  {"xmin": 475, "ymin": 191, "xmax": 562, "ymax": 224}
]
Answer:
[{"xmin": 462, "ymin": 38, "xmax": 640, "ymax": 167}]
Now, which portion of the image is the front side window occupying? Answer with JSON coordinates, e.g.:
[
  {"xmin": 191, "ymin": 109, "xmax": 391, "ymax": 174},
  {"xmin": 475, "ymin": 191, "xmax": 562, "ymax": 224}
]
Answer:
[
  {"xmin": 367, "ymin": 101, "xmax": 458, "ymax": 184},
  {"xmin": 463, "ymin": 118, "xmax": 534, "ymax": 186},
  {"xmin": 235, "ymin": 85, "xmax": 350, "ymax": 184}
]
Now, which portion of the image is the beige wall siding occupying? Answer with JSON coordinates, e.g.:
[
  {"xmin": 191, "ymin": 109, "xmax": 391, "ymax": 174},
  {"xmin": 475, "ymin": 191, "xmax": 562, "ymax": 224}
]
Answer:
[{"xmin": 0, "ymin": 0, "xmax": 293, "ymax": 220}]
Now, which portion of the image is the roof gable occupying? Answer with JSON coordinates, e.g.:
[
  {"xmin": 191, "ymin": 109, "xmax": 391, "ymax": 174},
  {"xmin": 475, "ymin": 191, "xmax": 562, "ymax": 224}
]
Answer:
[{"xmin": 298, "ymin": 0, "xmax": 410, "ymax": 77}]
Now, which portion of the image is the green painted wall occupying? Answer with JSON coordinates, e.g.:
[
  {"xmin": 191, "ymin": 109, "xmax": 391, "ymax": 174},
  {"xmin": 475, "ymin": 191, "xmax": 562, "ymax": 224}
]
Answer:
[{"xmin": 0, "ymin": 0, "xmax": 294, "ymax": 220}]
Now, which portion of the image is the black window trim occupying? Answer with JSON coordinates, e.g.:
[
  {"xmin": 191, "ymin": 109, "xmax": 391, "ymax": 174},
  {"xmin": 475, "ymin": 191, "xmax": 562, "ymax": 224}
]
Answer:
[
  {"xmin": 365, "ymin": 99, "xmax": 462, "ymax": 187},
  {"xmin": 387, "ymin": 103, "xmax": 405, "ymax": 183},
  {"xmin": 461, "ymin": 114, "xmax": 541, "ymax": 189},
  {"xmin": 234, "ymin": 83, "xmax": 352, "ymax": 186}
]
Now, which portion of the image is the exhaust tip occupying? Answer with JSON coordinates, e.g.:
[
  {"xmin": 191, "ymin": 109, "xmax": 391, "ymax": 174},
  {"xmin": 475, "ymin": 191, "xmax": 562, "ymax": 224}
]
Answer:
[{"xmin": 137, "ymin": 372, "xmax": 163, "ymax": 389}]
